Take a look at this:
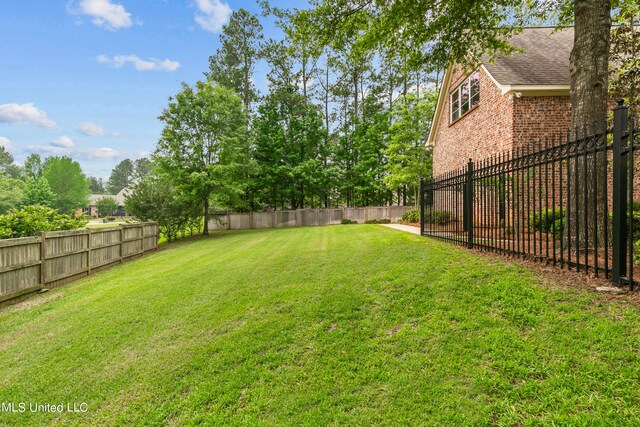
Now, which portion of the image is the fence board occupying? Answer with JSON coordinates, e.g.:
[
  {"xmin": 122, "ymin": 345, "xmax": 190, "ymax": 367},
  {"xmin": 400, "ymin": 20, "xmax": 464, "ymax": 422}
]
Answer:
[
  {"xmin": 0, "ymin": 222, "xmax": 158, "ymax": 304},
  {"xmin": 210, "ymin": 206, "xmax": 412, "ymax": 231}
]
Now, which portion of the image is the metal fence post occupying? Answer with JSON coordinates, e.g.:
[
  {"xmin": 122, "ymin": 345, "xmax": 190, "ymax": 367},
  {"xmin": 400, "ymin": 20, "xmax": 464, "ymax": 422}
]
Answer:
[
  {"xmin": 612, "ymin": 100, "xmax": 629, "ymax": 285},
  {"xmin": 420, "ymin": 178, "xmax": 425, "ymax": 236},
  {"xmin": 465, "ymin": 159, "xmax": 474, "ymax": 249}
]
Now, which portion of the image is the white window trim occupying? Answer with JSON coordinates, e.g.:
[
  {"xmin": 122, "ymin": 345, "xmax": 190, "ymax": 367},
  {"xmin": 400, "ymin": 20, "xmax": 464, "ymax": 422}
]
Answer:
[{"xmin": 450, "ymin": 72, "xmax": 480, "ymax": 123}]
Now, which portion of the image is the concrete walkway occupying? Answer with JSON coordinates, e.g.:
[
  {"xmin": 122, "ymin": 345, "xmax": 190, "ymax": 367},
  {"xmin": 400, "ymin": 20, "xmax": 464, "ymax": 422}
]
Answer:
[{"xmin": 379, "ymin": 223, "xmax": 422, "ymax": 235}]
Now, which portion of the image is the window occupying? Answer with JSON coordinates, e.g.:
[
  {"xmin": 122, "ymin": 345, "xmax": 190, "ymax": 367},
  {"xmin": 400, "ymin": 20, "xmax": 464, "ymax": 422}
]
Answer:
[{"xmin": 450, "ymin": 71, "xmax": 480, "ymax": 123}]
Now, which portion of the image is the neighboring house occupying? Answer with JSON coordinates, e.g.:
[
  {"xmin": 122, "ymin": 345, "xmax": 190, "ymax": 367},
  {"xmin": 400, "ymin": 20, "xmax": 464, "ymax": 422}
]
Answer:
[
  {"xmin": 79, "ymin": 188, "xmax": 132, "ymax": 217},
  {"xmin": 428, "ymin": 27, "xmax": 575, "ymax": 177}
]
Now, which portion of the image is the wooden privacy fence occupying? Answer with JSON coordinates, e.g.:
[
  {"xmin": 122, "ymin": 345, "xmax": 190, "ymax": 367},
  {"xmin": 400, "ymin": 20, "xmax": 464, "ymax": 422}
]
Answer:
[
  {"xmin": 0, "ymin": 222, "xmax": 158, "ymax": 304},
  {"xmin": 209, "ymin": 206, "xmax": 414, "ymax": 230}
]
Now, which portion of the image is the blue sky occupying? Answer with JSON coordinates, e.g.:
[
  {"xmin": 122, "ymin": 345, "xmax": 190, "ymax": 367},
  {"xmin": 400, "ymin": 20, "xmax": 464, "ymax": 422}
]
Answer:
[{"xmin": 0, "ymin": 0, "xmax": 300, "ymax": 180}]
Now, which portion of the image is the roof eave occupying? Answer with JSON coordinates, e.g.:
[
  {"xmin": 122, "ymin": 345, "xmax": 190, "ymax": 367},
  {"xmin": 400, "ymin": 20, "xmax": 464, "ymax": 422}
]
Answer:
[
  {"xmin": 427, "ymin": 64, "xmax": 454, "ymax": 146},
  {"xmin": 500, "ymin": 84, "xmax": 571, "ymax": 96}
]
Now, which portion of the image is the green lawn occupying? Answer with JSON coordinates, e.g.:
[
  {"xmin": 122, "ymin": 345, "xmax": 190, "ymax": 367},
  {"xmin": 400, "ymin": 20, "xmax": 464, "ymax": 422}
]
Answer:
[{"xmin": 1, "ymin": 226, "xmax": 640, "ymax": 426}]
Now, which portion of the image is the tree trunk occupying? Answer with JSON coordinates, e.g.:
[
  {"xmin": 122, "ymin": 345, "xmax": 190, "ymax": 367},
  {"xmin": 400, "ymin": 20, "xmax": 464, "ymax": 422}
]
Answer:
[
  {"xmin": 571, "ymin": 0, "xmax": 610, "ymax": 128},
  {"xmin": 203, "ymin": 197, "xmax": 210, "ymax": 236},
  {"xmin": 569, "ymin": 0, "xmax": 611, "ymax": 250}
]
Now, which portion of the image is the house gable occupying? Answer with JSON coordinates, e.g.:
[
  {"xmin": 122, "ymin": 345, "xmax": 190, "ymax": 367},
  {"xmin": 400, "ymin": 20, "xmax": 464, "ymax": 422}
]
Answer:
[
  {"xmin": 430, "ymin": 64, "xmax": 516, "ymax": 176},
  {"xmin": 429, "ymin": 28, "xmax": 575, "ymax": 176}
]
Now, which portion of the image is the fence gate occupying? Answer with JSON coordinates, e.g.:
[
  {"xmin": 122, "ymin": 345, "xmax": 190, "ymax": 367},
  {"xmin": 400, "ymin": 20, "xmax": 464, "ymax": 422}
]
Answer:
[{"xmin": 421, "ymin": 102, "xmax": 638, "ymax": 288}]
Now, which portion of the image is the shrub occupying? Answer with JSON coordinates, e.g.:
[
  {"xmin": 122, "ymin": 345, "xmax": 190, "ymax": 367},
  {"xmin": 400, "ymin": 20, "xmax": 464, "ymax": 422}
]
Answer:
[
  {"xmin": 364, "ymin": 218, "xmax": 391, "ymax": 224},
  {"xmin": 401, "ymin": 209, "xmax": 451, "ymax": 225},
  {"xmin": 530, "ymin": 207, "xmax": 565, "ymax": 233},
  {"xmin": 402, "ymin": 209, "xmax": 420, "ymax": 223},
  {"xmin": 341, "ymin": 218, "xmax": 358, "ymax": 224},
  {"xmin": 0, "ymin": 205, "xmax": 88, "ymax": 239},
  {"xmin": 95, "ymin": 197, "xmax": 119, "ymax": 217},
  {"xmin": 428, "ymin": 210, "xmax": 451, "ymax": 225},
  {"xmin": 632, "ymin": 200, "xmax": 640, "ymax": 236}
]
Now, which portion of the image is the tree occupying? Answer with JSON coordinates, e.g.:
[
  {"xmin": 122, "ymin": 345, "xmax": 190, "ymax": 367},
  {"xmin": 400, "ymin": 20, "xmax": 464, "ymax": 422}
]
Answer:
[
  {"xmin": 132, "ymin": 158, "xmax": 153, "ymax": 183},
  {"xmin": 23, "ymin": 154, "xmax": 43, "ymax": 180},
  {"xmin": 254, "ymin": 85, "xmax": 328, "ymax": 209},
  {"xmin": 42, "ymin": 156, "xmax": 90, "ymax": 213},
  {"xmin": 0, "ymin": 146, "xmax": 22, "ymax": 179},
  {"xmin": 0, "ymin": 174, "xmax": 24, "ymax": 214},
  {"xmin": 22, "ymin": 177, "xmax": 55, "ymax": 208},
  {"xmin": 125, "ymin": 175, "xmax": 202, "ymax": 242},
  {"xmin": 87, "ymin": 176, "xmax": 106, "ymax": 194},
  {"xmin": 384, "ymin": 93, "xmax": 436, "ymax": 208},
  {"xmin": 610, "ymin": 5, "xmax": 640, "ymax": 110},
  {"xmin": 303, "ymin": 0, "xmax": 613, "ymax": 127},
  {"xmin": 107, "ymin": 159, "xmax": 134, "ymax": 194},
  {"xmin": 207, "ymin": 9, "xmax": 264, "ymax": 114},
  {"xmin": 95, "ymin": 197, "xmax": 119, "ymax": 217},
  {"xmin": 155, "ymin": 82, "xmax": 248, "ymax": 235}
]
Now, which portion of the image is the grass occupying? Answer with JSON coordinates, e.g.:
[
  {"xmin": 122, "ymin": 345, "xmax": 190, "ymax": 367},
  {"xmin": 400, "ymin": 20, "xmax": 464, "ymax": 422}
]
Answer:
[{"xmin": 1, "ymin": 225, "xmax": 640, "ymax": 426}]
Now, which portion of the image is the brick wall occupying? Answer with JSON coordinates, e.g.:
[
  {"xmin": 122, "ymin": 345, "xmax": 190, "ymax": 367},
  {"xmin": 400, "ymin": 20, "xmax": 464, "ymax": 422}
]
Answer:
[
  {"xmin": 431, "ymin": 65, "xmax": 573, "ymax": 176},
  {"xmin": 512, "ymin": 95, "xmax": 571, "ymax": 151},
  {"xmin": 432, "ymin": 65, "xmax": 514, "ymax": 177}
]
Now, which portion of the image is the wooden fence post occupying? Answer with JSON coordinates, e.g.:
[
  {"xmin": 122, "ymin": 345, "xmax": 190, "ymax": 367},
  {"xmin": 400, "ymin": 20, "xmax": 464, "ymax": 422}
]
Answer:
[
  {"xmin": 87, "ymin": 229, "xmax": 92, "ymax": 276},
  {"xmin": 39, "ymin": 232, "xmax": 46, "ymax": 285},
  {"xmin": 119, "ymin": 225, "xmax": 124, "ymax": 263},
  {"xmin": 138, "ymin": 224, "xmax": 144, "ymax": 255}
]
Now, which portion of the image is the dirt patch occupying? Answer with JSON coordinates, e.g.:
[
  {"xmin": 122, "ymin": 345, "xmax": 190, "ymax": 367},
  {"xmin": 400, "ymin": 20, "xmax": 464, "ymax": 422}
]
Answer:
[{"xmin": 0, "ymin": 291, "xmax": 64, "ymax": 316}]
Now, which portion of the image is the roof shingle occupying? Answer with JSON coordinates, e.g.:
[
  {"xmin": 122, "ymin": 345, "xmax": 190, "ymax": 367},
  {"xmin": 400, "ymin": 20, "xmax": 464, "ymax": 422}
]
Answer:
[{"xmin": 481, "ymin": 27, "xmax": 573, "ymax": 86}]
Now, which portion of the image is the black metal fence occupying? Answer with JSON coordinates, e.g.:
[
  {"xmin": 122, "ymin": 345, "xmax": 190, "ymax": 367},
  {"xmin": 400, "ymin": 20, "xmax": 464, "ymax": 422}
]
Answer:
[{"xmin": 420, "ymin": 102, "xmax": 639, "ymax": 288}]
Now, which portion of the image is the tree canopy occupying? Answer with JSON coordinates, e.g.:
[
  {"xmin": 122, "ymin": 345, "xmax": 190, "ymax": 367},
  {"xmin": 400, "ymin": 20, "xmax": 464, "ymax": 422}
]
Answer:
[
  {"xmin": 42, "ymin": 156, "xmax": 90, "ymax": 214},
  {"xmin": 154, "ymin": 81, "xmax": 249, "ymax": 234}
]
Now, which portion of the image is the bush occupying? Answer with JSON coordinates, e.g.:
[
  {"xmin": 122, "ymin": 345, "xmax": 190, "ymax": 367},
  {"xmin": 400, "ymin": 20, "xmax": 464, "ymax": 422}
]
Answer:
[
  {"xmin": 0, "ymin": 205, "xmax": 88, "ymax": 239},
  {"xmin": 428, "ymin": 210, "xmax": 451, "ymax": 225},
  {"xmin": 341, "ymin": 218, "xmax": 358, "ymax": 224},
  {"xmin": 530, "ymin": 207, "xmax": 565, "ymax": 233},
  {"xmin": 401, "ymin": 209, "xmax": 420, "ymax": 223},
  {"xmin": 364, "ymin": 218, "xmax": 391, "ymax": 224},
  {"xmin": 401, "ymin": 209, "xmax": 451, "ymax": 225}
]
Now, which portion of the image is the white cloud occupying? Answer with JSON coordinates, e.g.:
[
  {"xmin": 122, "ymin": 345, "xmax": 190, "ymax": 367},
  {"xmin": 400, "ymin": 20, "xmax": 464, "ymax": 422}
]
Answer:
[
  {"xmin": 76, "ymin": 147, "xmax": 123, "ymax": 160},
  {"xmin": 0, "ymin": 103, "xmax": 56, "ymax": 129},
  {"xmin": 51, "ymin": 135, "xmax": 75, "ymax": 148},
  {"xmin": 194, "ymin": 0, "xmax": 232, "ymax": 33},
  {"xmin": 77, "ymin": 121, "xmax": 118, "ymax": 136},
  {"xmin": 0, "ymin": 136, "xmax": 15, "ymax": 154},
  {"xmin": 25, "ymin": 144, "xmax": 124, "ymax": 161},
  {"xmin": 74, "ymin": 0, "xmax": 132, "ymax": 30},
  {"xmin": 25, "ymin": 145, "xmax": 69, "ymax": 155},
  {"xmin": 97, "ymin": 54, "xmax": 180, "ymax": 72}
]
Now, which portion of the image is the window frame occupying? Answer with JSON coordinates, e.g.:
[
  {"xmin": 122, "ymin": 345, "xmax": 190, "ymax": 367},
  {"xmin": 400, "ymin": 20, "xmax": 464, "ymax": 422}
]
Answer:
[{"xmin": 450, "ymin": 71, "xmax": 480, "ymax": 124}]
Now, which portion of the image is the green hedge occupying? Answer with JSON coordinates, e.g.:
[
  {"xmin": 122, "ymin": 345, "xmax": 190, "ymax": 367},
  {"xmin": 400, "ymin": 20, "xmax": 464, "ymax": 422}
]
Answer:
[
  {"xmin": 529, "ymin": 207, "xmax": 565, "ymax": 233},
  {"xmin": 402, "ymin": 209, "xmax": 451, "ymax": 225},
  {"xmin": 0, "ymin": 205, "xmax": 88, "ymax": 239},
  {"xmin": 401, "ymin": 209, "xmax": 419, "ymax": 223},
  {"xmin": 364, "ymin": 218, "xmax": 391, "ymax": 224}
]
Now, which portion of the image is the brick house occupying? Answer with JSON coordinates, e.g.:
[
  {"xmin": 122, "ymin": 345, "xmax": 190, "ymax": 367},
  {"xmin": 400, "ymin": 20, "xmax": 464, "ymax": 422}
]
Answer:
[
  {"xmin": 428, "ymin": 27, "xmax": 575, "ymax": 177},
  {"xmin": 77, "ymin": 188, "xmax": 131, "ymax": 218}
]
